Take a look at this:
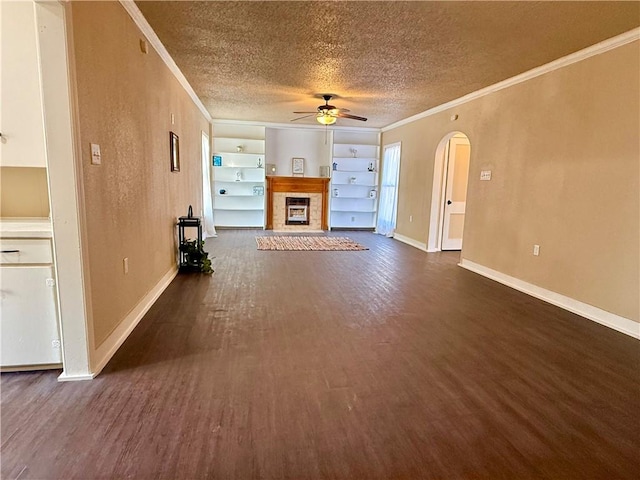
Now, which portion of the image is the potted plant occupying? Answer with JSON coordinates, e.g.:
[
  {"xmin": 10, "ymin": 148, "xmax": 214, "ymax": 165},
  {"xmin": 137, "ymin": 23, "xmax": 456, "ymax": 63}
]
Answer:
[{"xmin": 179, "ymin": 239, "xmax": 213, "ymax": 274}]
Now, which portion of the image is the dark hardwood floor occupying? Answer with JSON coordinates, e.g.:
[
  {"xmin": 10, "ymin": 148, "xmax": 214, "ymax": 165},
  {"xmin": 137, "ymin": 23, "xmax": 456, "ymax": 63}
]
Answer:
[{"xmin": 2, "ymin": 230, "xmax": 639, "ymax": 479}]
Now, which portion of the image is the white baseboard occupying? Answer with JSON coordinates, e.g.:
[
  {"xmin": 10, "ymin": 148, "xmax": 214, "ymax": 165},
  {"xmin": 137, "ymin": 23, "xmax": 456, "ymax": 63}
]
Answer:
[
  {"xmin": 392, "ymin": 233, "xmax": 428, "ymax": 252},
  {"xmin": 90, "ymin": 266, "xmax": 179, "ymax": 376},
  {"xmin": 58, "ymin": 372, "xmax": 95, "ymax": 382},
  {"xmin": 459, "ymin": 259, "xmax": 640, "ymax": 339}
]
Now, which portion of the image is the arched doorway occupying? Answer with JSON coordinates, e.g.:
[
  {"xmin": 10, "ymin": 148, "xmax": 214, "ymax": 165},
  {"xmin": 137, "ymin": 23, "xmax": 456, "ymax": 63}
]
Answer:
[{"xmin": 427, "ymin": 132, "xmax": 471, "ymax": 252}]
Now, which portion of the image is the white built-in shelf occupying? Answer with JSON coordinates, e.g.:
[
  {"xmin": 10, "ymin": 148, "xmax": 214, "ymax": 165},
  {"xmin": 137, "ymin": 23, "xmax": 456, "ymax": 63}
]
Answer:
[
  {"xmin": 212, "ymin": 124, "xmax": 266, "ymax": 228},
  {"xmin": 329, "ymin": 131, "xmax": 380, "ymax": 229}
]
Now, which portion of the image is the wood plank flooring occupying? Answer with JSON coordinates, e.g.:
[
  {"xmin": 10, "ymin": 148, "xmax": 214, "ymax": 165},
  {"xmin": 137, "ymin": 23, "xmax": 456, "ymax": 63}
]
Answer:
[{"xmin": 2, "ymin": 230, "xmax": 639, "ymax": 479}]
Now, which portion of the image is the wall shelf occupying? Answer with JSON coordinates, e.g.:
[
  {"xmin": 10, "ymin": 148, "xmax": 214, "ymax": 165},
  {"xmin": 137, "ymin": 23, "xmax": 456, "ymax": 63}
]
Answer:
[
  {"xmin": 329, "ymin": 131, "xmax": 380, "ymax": 229},
  {"xmin": 212, "ymin": 125, "xmax": 266, "ymax": 228}
]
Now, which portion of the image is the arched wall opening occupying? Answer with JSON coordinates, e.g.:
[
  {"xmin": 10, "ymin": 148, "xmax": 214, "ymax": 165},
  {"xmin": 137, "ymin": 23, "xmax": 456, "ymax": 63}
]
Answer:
[{"xmin": 426, "ymin": 131, "xmax": 471, "ymax": 253}]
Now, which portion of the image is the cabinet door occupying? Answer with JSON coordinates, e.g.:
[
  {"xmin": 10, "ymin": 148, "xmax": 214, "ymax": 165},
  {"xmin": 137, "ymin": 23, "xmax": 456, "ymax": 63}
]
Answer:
[
  {"xmin": 0, "ymin": 1, "xmax": 47, "ymax": 167},
  {"xmin": 0, "ymin": 266, "xmax": 61, "ymax": 367}
]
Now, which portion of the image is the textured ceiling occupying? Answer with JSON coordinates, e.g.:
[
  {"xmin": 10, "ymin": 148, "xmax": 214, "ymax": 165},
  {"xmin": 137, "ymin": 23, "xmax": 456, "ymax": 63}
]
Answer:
[{"xmin": 135, "ymin": 1, "xmax": 640, "ymax": 128}]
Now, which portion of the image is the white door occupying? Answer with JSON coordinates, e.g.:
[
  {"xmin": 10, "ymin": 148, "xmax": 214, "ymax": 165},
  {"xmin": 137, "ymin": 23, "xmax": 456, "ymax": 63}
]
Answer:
[{"xmin": 441, "ymin": 136, "xmax": 470, "ymax": 250}]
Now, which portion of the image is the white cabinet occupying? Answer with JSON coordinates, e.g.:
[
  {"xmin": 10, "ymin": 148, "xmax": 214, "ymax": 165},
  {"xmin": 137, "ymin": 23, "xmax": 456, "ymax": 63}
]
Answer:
[
  {"xmin": 0, "ymin": 227, "xmax": 62, "ymax": 369},
  {"xmin": 0, "ymin": 1, "xmax": 47, "ymax": 167},
  {"xmin": 212, "ymin": 125, "xmax": 266, "ymax": 228},
  {"xmin": 330, "ymin": 131, "xmax": 380, "ymax": 229}
]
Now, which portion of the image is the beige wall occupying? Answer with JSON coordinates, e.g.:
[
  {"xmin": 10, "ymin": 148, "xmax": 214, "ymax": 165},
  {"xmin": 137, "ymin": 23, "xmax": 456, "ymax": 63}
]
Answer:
[
  {"xmin": 0, "ymin": 167, "xmax": 50, "ymax": 217},
  {"xmin": 70, "ymin": 2, "xmax": 210, "ymax": 347},
  {"xmin": 382, "ymin": 41, "xmax": 639, "ymax": 322}
]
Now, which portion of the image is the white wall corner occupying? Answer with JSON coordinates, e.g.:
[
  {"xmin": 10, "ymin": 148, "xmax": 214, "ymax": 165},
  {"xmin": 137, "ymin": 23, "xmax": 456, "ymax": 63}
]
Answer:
[
  {"xmin": 459, "ymin": 259, "xmax": 640, "ymax": 340},
  {"xmin": 392, "ymin": 233, "xmax": 428, "ymax": 252},
  {"xmin": 90, "ymin": 266, "xmax": 178, "ymax": 376}
]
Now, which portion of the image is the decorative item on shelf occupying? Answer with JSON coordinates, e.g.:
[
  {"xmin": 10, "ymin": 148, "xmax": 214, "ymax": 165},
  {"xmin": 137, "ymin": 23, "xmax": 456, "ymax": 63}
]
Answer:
[
  {"xmin": 332, "ymin": 161, "xmax": 337, "ymax": 171},
  {"xmin": 257, "ymin": 157, "xmax": 263, "ymax": 168},
  {"xmin": 349, "ymin": 176, "xmax": 357, "ymax": 184},
  {"xmin": 369, "ymin": 189, "xmax": 377, "ymax": 199},
  {"xmin": 219, "ymin": 189, "xmax": 226, "ymax": 195},
  {"xmin": 333, "ymin": 188, "xmax": 339, "ymax": 197},
  {"xmin": 170, "ymin": 131, "xmax": 180, "ymax": 172},
  {"xmin": 177, "ymin": 206, "xmax": 213, "ymax": 274},
  {"xmin": 213, "ymin": 155, "xmax": 222, "ymax": 166},
  {"xmin": 350, "ymin": 148, "xmax": 358, "ymax": 158},
  {"xmin": 236, "ymin": 145, "xmax": 244, "ymax": 153},
  {"xmin": 292, "ymin": 157, "xmax": 304, "ymax": 176},
  {"xmin": 235, "ymin": 171, "xmax": 242, "ymax": 181},
  {"xmin": 253, "ymin": 185, "xmax": 264, "ymax": 196},
  {"xmin": 368, "ymin": 162, "xmax": 374, "ymax": 172}
]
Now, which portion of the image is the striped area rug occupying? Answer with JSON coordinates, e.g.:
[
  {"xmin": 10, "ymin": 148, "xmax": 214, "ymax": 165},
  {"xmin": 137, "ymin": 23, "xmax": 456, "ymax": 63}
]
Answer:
[{"xmin": 256, "ymin": 236, "xmax": 368, "ymax": 251}]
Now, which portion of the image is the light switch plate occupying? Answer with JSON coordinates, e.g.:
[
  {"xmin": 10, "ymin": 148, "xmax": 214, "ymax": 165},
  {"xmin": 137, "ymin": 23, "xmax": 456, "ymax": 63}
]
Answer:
[
  {"xmin": 90, "ymin": 143, "xmax": 101, "ymax": 165},
  {"xmin": 480, "ymin": 170, "xmax": 492, "ymax": 181}
]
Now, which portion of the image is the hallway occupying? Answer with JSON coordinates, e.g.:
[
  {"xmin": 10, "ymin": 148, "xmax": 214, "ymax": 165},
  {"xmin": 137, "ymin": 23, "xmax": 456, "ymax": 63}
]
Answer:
[{"xmin": 2, "ymin": 230, "xmax": 638, "ymax": 479}]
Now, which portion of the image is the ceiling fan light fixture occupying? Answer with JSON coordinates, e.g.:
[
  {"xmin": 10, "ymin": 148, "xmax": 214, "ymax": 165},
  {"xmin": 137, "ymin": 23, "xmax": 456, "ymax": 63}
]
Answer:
[{"xmin": 317, "ymin": 113, "xmax": 336, "ymax": 125}]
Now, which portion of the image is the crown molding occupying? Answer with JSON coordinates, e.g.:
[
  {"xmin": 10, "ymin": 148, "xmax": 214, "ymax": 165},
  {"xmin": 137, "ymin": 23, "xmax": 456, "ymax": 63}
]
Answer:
[
  {"xmin": 118, "ymin": 0, "xmax": 212, "ymax": 123},
  {"xmin": 212, "ymin": 118, "xmax": 381, "ymax": 133},
  {"xmin": 382, "ymin": 27, "xmax": 640, "ymax": 132}
]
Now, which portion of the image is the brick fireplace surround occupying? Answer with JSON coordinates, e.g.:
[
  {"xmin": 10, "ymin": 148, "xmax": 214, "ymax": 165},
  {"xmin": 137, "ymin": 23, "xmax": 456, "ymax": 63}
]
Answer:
[{"xmin": 266, "ymin": 176, "xmax": 330, "ymax": 231}]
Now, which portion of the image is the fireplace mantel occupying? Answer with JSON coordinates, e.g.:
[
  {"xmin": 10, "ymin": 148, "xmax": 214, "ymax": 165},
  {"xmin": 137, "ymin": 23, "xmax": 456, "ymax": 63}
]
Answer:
[{"xmin": 266, "ymin": 176, "xmax": 330, "ymax": 230}]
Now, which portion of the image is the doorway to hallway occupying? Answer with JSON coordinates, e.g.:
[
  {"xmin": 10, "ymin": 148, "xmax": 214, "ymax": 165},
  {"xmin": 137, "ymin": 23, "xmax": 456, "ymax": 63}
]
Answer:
[{"xmin": 427, "ymin": 132, "xmax": 471, "ymax": 252}]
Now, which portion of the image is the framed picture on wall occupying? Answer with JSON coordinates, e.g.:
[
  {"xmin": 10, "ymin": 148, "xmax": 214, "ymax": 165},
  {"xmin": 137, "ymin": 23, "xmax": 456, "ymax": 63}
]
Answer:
[
  {"xmin": 170, "ymin": 131, "xmax": 180, "ymax": 172},
  {"xmin": 292, "ymin": 157, "xmax": 304, "ymax": 176}
]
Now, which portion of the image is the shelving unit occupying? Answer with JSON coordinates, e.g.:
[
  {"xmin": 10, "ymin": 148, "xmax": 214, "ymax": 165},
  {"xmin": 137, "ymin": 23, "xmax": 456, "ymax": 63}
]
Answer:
[
  {"xmin": 212, "ymin": 125, "xmax": 266, "ymax": 228},
  {"xmin": 329, "ymin": 131, "xmax": 380, "ymax": 229}
]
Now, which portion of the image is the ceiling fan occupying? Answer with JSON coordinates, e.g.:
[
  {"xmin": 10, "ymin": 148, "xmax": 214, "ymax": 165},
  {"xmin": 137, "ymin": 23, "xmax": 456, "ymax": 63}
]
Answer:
[{"xmin": 291, "ymin": 94, "xmax": 367, "ymax": 125}]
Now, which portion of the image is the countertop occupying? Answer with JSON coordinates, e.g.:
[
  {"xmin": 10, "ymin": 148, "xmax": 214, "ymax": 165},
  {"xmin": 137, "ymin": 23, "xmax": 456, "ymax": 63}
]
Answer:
[{"xmin": 0, "ymin": 218, "xmax": 53, "ymax": 238}]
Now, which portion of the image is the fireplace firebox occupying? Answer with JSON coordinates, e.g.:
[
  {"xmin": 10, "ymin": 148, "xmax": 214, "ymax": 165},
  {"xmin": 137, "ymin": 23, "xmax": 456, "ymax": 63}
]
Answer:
[{"xmin": 286, "ymin": 197, "xmax": 310, "ymax": 225}]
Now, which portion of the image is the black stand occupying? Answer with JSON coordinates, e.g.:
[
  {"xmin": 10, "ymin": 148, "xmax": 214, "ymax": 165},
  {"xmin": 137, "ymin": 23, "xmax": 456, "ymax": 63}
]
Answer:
[{"xmin": 177, "ymin": 214, "xmax": 202, "ymax": 271}]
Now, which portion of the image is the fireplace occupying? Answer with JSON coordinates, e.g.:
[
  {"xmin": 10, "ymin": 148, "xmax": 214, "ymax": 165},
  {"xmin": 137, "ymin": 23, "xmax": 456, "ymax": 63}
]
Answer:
[{"xmin": 286, "ymin": 197, "xmax": 310, "ymax": 225}]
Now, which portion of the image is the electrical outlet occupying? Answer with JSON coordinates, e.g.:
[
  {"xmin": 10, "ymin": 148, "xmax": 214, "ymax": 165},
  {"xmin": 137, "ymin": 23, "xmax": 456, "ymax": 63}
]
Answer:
[
  {"xmin": 123, "ymin": 257, "xmax": 129, "ymax": 274},
  {"xmin": 46, "ymin": 278, "xmax": 55, "ymax": 287},
  {"xmin": 533, "ymin": 244, "xmax": 540, "ymax": 256},
  {"xmin": 90, "ymin": 143, "xmax": 101, "ymax": 165},
  {"xmin": 52, "ymin": 339, "xmax": 61, "ymax": 349}
]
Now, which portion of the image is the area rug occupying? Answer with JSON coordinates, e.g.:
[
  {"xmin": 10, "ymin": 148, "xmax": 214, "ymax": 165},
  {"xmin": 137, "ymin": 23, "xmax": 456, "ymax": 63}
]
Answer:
[{"xmin": 256, "ymin": 236, "xmax": 368, "ymax": 251}]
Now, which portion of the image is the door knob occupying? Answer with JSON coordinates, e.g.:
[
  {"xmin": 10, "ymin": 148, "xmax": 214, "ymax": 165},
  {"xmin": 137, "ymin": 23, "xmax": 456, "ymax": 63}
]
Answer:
[{"xmin": 447, "ymin": 200, "xmax": 452, "ymax": 205}]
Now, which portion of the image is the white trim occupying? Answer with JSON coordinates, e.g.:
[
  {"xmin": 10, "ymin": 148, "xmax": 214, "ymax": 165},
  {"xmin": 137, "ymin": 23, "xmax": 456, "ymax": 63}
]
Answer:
[
  {"xmin": 118, "ymin": 0, "xmax": 212, "ymax": 123},
  {"xmin": 36, "ymin": 1, "xmax": 94, "ymax": 380},
  {"xmin": 392, "ymin": 233, "xmax": 428, "ymax": 252},
  {"xmin": 382, "ymin": 141, "xmax": 402, "ymax": 150},
  {"xmin": 90, "ymin": 266, "xmax": 179, "ymax": 376},
  {"xmin": 459, "ymin": 259, "xmax": 640, "ymax": 340},
  {"xmin": 58, "ymin": 372, "xmax": 95, "ymax": 382},
  {"xmin": 382, "ymin": 28, "xmax": 640, "ymax": 132}
]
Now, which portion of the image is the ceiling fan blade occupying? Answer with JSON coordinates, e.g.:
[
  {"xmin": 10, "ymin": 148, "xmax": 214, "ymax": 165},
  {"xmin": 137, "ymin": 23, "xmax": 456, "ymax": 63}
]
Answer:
[
  {"xmin": 337, "ymin": 112, "xmax": 367, "ymax": 122},
  {"xmin": 290, "ymin": 114, "xmax": 315, "ymax": 122},
  {"xmin": 293, "ymin": 111, "xmax": 319, "ymax": 114}
]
